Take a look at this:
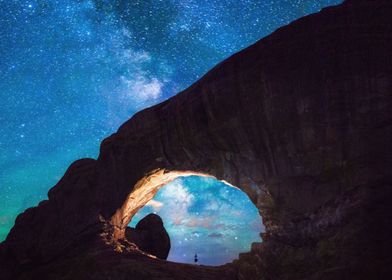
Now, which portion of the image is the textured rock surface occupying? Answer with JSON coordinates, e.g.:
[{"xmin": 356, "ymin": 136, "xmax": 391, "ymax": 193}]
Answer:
[
  {"xmin": 126, "ymin": 214, "xmax": 171, "ymax": 260},
  {"xmin": 1, "ymin": 0, "xmax": 391, "ymax": 279}
]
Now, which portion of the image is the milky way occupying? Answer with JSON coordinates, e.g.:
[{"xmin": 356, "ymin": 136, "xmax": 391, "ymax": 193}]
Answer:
[
  {"xmin": 0, "ymin": 0, "xmax": 343, "ymax": 262},
  {"xmin": 130, "ymin": 175, "xmax": 264, "ymax": 265}
]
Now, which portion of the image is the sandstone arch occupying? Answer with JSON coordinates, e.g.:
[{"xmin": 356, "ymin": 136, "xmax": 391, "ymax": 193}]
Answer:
[
  {"xmin": 1, "ymin": 1, "xmax": 391, "ymax": 279},
  {"xmin": 110, "ymin": 170, "xmax": 242, "ymax": 241}
]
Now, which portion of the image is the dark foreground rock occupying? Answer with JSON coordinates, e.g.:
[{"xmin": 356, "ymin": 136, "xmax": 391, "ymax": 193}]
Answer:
[
  {"xmin": 0, "ymin": 0, "xmax": 391, "ymax": 279},
  {"xmin": 126, "ymin": 214, "xmax": 171, "ymax": 260},
  {"xmin": 12, "ymin": 246, "xmax": 237, "ymax": 280}
]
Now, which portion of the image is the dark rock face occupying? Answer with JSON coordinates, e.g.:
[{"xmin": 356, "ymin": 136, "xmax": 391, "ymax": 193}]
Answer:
[
  {"xmin": 126, "ymin": 214, "xmax": 171, "ymax": 260},
  {"xmin": 1, "ymin": 0, "xmax": 391, "ymax": 279}
]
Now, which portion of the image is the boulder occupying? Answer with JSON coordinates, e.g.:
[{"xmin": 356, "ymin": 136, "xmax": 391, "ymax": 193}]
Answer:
[{"xmin": 126, "ymin": 214, "xmax": 170, "ymax": 260}]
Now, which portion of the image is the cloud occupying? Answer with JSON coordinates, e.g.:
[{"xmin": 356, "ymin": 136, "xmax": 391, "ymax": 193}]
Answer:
[
  {"xmin": 250, "ymin": 218, "xmax": 265, "ymax": 232},
  {"xmin": 146, "ymin": 199, "xmax": 164, "ymax": 211},
  {"xmin": 208, "ymin": 232, "xmax": 224, "ymax": 238},
  {"xmin": 232, "ymin": 210, "xmax": 243, "ymax": 217},
  {"xmin": 205, "ymin": 200, "xmax": 220, "ymax": 211},
  {"xmin": 183, "ymin": 217, "xmax": 215, "ymax": 229}
]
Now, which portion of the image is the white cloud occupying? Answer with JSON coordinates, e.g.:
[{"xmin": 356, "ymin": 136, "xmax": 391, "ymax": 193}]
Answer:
[
  {"xmin": 146, "ymin": 199, "xmax": 164, "ymax": 211},
  {"xmin": 205, "ymin": 200, "xmax": 219, "ymax": 211},
  {"xmin": 184, "ymin": 217, "xmax": 215, "ymax": 229}
]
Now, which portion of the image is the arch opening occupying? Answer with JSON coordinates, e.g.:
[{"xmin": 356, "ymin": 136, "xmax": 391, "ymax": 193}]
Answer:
[{"xmin": 110, "ymin": 170, "xmax": 265, "ymax": 266}]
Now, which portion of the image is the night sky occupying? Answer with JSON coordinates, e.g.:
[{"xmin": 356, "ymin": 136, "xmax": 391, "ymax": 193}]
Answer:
[
  {"xmin": 130, "ymin": 175, "xmax": 263, "ymax": 265},
  {"xmin": 0, "ymin": 0, "xmax": 343, "ymax": 264}
]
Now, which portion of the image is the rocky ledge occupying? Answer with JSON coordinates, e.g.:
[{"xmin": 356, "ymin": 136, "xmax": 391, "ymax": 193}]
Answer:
[{"xmin": 1, "ymin": 0, "xmax": 391, "ymax": 279}]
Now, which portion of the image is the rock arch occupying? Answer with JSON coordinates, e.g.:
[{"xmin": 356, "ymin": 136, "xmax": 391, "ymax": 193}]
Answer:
[
  {"xmin": 110, "ymin": 170, "xmax": 242, "ymax": 241},
  {"xmin": 1, "ymin": 1, "xmax": 391, "ymax": 279}
]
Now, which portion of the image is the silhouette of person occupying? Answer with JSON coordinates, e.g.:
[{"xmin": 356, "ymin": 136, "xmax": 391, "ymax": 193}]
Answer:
[{"xmin": 194, "ymin": 253, "xmax": 198, "ymax": 264}]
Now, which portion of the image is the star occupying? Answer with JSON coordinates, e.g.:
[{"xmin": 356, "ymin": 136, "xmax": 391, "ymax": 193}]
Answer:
[{"xmin": 0, "ymin": 0, "xmax": 344, "ymax": 266}]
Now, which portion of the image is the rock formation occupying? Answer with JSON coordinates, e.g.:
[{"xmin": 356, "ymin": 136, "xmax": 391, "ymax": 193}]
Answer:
[
  {"xmin": 126, "ymin": 214, "xmax": 171, "ymax": 260},
  {"xmin": 0, "ymin": 0, "xmax": 391, "ymax": 279}
]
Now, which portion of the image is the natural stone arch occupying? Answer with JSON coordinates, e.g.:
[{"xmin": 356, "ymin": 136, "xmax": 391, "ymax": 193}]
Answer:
[
  {"xmin": 110, "ymin": 170, "xmax": 243, "ymax": 240},
  {"xmin": 1, "ymin": 1, "xmax": 391, "ymax": 279},
  {"xmin": 93, "ymin": 70, "xmax": 275, "ymax": 245}
]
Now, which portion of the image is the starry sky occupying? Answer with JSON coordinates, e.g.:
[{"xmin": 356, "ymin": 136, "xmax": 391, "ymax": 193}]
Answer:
[
  {"xmin": 130, "ymin": 175, "xmax": 263, "ymax": 265},
  {"xmin": 0, "ymin": 0, "xmax": 343, "ymax": 263}
]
